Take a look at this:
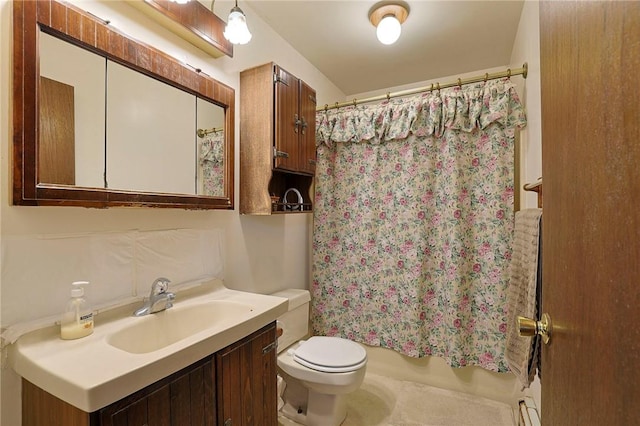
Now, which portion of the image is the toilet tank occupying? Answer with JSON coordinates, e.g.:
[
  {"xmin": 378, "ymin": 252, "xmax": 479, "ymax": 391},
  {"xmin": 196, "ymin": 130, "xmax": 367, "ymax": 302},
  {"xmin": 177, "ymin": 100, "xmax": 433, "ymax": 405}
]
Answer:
[{"xmin": 271, "ymin": 289, "xmax": 311, "ymax": 353}]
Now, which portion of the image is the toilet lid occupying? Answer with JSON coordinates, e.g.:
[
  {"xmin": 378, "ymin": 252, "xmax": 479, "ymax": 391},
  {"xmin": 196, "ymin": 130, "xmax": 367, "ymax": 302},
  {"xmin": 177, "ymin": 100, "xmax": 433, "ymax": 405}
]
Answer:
[{"xmin": 292, "ymin": 336, "xmax": 367, "ymax": 373}]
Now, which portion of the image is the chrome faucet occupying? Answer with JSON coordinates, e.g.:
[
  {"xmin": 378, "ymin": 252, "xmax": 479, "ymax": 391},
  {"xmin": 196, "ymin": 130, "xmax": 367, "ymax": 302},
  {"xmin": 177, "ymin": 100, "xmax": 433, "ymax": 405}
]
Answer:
[{"xmin": 133, "ymin": 277, "xmax": 175, "ymax": 316}]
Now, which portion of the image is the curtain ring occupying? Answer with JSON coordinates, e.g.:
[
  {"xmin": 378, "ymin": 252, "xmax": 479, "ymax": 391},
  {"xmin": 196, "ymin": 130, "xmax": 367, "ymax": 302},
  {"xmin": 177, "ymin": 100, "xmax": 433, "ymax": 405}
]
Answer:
[
  {"xmin": 457, "ymin": 78, "xmax": 462, "ymax": 88},
  {"xmin": 324, "ymin": 104, "xmax": 328, "ymax": 112},
  {"xmin": 430, "ymin": 83, "xmax": 434, "ymax": 92},
  {"xmin": 335, "ymin": 102, "xmax": 339, "ymax": 110},
  {"xmin": 507, "ymin": 68, "xmax": 512, "ymax": 78},
  {"xmin": 484, "ymin": 73, "xmax": 489, "ymax": 83},
  {"xmin": 436, "ymin": 82, "xmax": 440, "ymax": 91},
  {"xmin": 353, "ymin": 98, "xmax": 357, "ymax": 106},
  {"xmin": 386, "ymin": 92, "xmax": 391, "ymax": 101}
]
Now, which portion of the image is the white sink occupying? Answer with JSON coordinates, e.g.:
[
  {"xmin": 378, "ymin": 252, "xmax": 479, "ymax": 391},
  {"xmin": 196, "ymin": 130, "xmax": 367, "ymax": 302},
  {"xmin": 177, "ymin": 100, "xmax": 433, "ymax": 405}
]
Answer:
[
  {"xmin": 107, "ymin": 301, "xmax": 254, "ymax": 354},
  {"xmin": 8, "ymin": 280, "xmax": 288, "ymax": 413}
]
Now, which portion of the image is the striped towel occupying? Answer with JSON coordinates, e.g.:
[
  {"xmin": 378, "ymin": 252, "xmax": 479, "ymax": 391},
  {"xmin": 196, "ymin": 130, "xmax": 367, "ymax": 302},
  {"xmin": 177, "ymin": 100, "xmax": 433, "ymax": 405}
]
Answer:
[{"xmin": 505, "ymin": 208, "xmax": 542, "ymax": 388}]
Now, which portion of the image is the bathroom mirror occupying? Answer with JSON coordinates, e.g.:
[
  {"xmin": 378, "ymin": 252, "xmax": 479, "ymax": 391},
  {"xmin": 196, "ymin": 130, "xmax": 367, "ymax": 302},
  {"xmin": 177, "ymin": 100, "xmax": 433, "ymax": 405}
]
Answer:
[{"xmin": 13, "ymin": 0, "xmax": 235, "ymax": 209}]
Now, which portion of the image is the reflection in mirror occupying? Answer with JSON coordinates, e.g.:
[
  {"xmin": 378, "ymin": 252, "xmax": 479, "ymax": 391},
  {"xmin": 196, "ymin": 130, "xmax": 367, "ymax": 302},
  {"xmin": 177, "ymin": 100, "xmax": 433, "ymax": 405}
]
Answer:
[
  {"xmin": 38, "ymin": 29, "xmax": 228, "ymax": 197},
  {"xmin": 39, "ymin": 32, "xmax": 106, "ymax": 188},
  {"xmin": 106, "ymin": 60, "xmax": 196, "ymax": 194},
  {"xmin": 14, "ymin": 0, "xmax": 235, "ymax": 209},
  {"xmin": 197, "ymin": 98, "xmax": 225, "ymax": 197}
]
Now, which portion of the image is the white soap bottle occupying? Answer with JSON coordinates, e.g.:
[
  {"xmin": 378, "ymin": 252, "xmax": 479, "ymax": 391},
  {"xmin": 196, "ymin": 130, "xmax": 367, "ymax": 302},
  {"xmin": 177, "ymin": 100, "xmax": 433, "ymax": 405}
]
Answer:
[{"xmin": 60, "ymin": 281, "xmax": 94, "ymax": 340}]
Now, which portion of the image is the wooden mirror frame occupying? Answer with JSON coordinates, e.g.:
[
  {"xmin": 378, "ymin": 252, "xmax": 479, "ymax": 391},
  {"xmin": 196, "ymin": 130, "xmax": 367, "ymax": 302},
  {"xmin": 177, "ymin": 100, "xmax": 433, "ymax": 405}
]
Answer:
[{"xmin": 12, "ymin": 0, "xmax": 235, "ymax": 209}]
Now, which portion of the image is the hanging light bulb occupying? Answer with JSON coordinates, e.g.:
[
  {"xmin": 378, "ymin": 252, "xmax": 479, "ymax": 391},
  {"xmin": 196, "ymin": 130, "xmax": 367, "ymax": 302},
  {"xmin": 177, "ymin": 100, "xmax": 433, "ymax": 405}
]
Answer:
[
  {"xmin": 376, "ymin": 14, "xmax": 402, "ymax": 45},
  {"xmin": 224, "ymin": 1, "xmax": 252, "ymax": 45}
]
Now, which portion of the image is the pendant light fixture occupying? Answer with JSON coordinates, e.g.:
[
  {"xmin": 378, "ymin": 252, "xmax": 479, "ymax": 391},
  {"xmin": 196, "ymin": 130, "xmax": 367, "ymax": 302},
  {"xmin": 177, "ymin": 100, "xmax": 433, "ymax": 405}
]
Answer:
[
  {"xmin": 223, "ymin": 0, "xmax": 252, "ymax": 45},
  {"xmin": 369, "ymin": 2, "xmax": 409, "ymax": 45}
]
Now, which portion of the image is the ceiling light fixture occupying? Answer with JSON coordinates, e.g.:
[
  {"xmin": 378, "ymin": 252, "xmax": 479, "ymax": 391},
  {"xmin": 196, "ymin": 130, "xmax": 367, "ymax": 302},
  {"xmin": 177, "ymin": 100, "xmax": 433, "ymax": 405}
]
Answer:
[
  {"xmin": 169, "ymin": 0, "xmax": 191, "ymax": 4},
  {"xmin": 369, "ymin": 2, "xmax": 409, "ymax": 45},
  {"xmin": 223, "ymin": 0, "xmax": 252, "ymax": 45}
]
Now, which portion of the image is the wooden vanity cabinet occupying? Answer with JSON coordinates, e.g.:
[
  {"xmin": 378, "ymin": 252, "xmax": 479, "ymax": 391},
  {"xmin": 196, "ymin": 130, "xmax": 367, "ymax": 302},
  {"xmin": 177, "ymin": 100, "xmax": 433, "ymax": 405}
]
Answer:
[
  {"xmin": 98, "ymin": 356, "xmax": 216, "ymax": 426},
  {"xmin": 22, "ymin": 323, "xmax": 278, "ymax": 426},
  {"xmin": 240, "ymin": 63, "xmax": 317, "ymax": 214},
  {"xmin": 216, "ymin": 322, "xmax": 278, "ymax": 426}
]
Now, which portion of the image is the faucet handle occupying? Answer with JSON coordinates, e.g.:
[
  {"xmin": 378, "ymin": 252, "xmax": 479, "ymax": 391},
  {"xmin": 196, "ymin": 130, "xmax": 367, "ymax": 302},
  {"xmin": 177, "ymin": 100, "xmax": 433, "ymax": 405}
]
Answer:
[
  {"xmin": 151, "ymin": 277, "xmax": 171, "ymax": 294},
  {"xmin": 166, "ymin": 292, "xmax": 176, "ymax": 309}
]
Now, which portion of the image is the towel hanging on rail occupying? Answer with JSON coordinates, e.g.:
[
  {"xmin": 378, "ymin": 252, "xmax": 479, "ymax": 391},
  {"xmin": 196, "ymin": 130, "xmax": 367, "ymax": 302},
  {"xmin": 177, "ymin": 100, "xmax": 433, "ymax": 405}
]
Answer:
[{"xmin": 506, "ymin": 208, "xmax": 542, "ymax": 388}]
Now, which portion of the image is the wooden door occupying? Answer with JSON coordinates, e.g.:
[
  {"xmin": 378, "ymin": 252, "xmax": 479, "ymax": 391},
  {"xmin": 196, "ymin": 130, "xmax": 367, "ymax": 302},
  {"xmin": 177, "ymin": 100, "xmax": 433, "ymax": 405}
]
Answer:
[
  {"xmin": 216, "ymin": 323, "xmax": 278, "ymax": 426},
  {"xmin": 274, "ymin": 65, "xmax": 299, "ymax": 172},
  {"xmin": 299, "ymin": 80, "xmax": 317, "ymax": 175},
  {"xmin": 99, "ymin": 357, "xmax": 215, "ymax": 426},
  {"xmin": 540, "ymin": 1, "xmax": 640, "ymax": 424},
  {"xmin": 38, "ymin": 76, "xmax": 75, "ymax": 185}
]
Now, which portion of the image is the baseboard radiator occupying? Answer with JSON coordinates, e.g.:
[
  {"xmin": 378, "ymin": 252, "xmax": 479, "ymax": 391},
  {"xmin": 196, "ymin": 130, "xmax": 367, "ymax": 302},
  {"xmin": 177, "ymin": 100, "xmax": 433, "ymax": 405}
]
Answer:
[{"xmin": 518, "ymin": 397, "xmax": 541, "ymax": 426}]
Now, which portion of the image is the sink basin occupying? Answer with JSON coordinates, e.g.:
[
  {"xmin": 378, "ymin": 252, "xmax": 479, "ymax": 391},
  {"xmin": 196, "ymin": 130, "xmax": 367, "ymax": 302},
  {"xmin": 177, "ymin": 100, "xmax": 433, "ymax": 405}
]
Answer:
[
  {"xmin": 107, "ymin": 300, "xmax": 254, "ymax": 354},
  {"xmin": 10, "ymin": 280, "xmax": 289, "ymax": 413}
]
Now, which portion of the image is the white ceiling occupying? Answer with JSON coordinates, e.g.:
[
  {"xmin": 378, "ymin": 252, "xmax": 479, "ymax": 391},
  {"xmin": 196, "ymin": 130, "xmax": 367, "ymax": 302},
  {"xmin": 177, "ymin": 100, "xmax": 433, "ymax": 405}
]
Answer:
[{"xmin": 242, "ymin": 0, "xmax": 525, "ymax": 96}]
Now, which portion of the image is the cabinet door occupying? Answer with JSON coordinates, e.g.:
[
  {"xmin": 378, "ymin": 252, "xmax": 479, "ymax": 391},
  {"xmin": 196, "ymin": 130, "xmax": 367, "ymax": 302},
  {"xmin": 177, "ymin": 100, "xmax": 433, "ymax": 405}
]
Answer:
[
  {"xmin": 99, "ymin": 357, "xmax": 215, "ymax": 426},
  {"xmin": 274, "ymin": 65, "xmax": 300, "ymax": 172},
  {"xmin": 22, "ymin": 379, "xmax": 92, "ymax": 426},
  {"xmin": 216, "ymin": 323, "xmax": 278, "ymax": 426},
  {"xmin": 298, "ymin": 81, "xmax": 317, "ymax": 175}
]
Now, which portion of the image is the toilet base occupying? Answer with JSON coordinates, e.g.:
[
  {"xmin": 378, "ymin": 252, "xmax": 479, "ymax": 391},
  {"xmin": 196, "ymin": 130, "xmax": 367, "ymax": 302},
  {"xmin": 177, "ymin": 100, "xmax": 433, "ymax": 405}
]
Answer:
[
  {"xmin": 306, "ymin": 389, "xmax": 348, "ymax": 426},
  {"xmin": 281, "ymin": 389, "xmax": 348, "ymax": 426}
]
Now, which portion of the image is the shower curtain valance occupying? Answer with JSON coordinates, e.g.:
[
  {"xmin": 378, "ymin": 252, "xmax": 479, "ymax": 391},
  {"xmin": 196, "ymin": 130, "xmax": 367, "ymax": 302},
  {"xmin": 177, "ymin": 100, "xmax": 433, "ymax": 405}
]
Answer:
[{"xmin": 316, "ymin": 79, "xmax": 526, "ymax": 145}]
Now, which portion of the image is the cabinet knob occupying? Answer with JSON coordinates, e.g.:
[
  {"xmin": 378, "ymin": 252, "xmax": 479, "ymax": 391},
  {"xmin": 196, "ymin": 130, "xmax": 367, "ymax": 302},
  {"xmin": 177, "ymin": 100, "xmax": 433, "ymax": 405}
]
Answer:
[
  {"xmin": 300, "ymin": 117, "xmax": 308, "ymax": 135},
  {"xmin": 224, "ymin": 419, "xmax": 232, "ymax": 426}
]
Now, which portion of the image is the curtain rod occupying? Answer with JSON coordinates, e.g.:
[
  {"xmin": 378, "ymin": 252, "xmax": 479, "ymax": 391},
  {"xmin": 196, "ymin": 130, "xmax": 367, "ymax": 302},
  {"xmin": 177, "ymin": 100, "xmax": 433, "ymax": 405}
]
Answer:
[
  {"xmin": 197, "ymin": 126, "xmax": 224, "ymax": 138},
  {"xmin": 318, "ymin": 62, "xmax": 528, "ymax": 112}
]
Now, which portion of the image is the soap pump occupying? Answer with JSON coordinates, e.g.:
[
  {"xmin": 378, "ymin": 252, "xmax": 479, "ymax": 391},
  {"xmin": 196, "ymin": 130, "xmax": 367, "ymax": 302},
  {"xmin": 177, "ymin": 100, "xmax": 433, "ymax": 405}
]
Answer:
[{"xmin": 60, "ymin": 281, "xmax": 94, "ymax": 340}]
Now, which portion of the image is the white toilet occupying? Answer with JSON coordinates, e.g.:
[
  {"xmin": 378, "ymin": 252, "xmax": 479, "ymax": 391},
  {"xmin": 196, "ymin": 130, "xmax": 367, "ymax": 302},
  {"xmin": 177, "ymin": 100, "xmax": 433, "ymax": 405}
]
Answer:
[{"xmin": 272, "ymin": 289, "xmax": 367, "ymax": 426}]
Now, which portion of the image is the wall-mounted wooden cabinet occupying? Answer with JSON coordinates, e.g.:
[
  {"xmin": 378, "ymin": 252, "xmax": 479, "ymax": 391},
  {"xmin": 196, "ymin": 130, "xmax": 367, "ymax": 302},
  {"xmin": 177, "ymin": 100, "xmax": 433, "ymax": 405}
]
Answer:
[
  {"xmin": 240, "ymin": 63, "xmax": 317, "ymax": 215},
  {"xmin": 22, "ymin": 323, "xmax": 278, "ymax": 426},
  {"xmin": 128, "ymin": 0, "xmax": 233, "ymax": 58},
  {"xmin": 272, "ymin": 66, "xmax": 317, "ymax": 175}
]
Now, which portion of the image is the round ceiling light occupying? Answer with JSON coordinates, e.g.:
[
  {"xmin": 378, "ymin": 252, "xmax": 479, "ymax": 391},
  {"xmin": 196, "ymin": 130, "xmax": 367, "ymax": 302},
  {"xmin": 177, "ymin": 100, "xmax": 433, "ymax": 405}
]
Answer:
[{"xmin": 369, "ymin": 2, "xmax": 410, "ymax": 45}]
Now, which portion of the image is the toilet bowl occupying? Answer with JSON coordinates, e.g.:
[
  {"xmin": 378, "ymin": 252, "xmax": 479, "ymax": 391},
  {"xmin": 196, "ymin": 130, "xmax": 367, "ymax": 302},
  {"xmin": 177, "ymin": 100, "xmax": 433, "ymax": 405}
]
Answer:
[{"xmin": 272, "ymin": 290, "xmax": 367, "ymax": 426}]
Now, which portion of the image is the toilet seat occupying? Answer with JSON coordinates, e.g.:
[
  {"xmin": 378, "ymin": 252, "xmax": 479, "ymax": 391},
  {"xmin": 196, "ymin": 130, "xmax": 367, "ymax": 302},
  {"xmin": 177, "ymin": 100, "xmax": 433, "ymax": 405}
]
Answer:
[{"xmin": 292, "ymin": 336, "xmax": 367, "ymax": 373}]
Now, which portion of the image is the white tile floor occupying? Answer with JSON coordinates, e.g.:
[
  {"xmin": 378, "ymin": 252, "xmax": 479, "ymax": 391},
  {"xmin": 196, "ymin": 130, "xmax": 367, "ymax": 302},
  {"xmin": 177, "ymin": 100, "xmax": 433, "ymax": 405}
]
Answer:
[{"xmin": 279, "ymin": 373, "xmax": 516, "ymax": 426}]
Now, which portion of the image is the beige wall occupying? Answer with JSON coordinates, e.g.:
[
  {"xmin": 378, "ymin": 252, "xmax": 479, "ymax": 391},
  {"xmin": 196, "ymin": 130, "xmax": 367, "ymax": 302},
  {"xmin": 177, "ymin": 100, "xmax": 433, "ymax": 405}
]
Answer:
[
  {"xmin": 510, "ymin": 0, "xmax": 543, "ymax": 412},
  {"xmin": 511, "ymin": 0, "xmax": 543, "ymax": 211}
]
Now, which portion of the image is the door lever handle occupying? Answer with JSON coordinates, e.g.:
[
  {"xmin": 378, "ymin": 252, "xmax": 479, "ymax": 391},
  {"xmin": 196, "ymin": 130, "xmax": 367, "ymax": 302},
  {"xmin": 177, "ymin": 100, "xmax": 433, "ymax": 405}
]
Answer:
[{"xmin": 518, "ymin": 313, "xmax": 552, "ymax": 344}]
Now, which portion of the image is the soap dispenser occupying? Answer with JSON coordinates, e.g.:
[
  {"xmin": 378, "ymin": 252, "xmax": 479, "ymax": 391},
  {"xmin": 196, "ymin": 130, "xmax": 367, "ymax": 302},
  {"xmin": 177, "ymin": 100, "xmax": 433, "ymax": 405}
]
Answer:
[{"xmin": 61, "ymin": 281, "xmax": 94, "ymax": 340}]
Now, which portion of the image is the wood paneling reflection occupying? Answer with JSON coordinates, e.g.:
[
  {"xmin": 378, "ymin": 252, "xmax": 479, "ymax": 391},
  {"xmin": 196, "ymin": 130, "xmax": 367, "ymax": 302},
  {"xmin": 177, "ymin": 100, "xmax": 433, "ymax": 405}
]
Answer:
[{"xmin": 38, "ymin": 77, "xmax": 75, "ymax": 185}]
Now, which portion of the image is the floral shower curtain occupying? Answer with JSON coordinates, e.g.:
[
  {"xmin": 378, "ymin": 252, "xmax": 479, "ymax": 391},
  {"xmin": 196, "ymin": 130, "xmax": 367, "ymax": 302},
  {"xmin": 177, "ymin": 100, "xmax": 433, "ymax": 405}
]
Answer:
[
  {"xmin": 199, "ymin": 132, "xmax": 225, "ymax": 196},
  {"xmin": 312, "ymin": 79, "xmax": 526, "ymax": 372}
]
